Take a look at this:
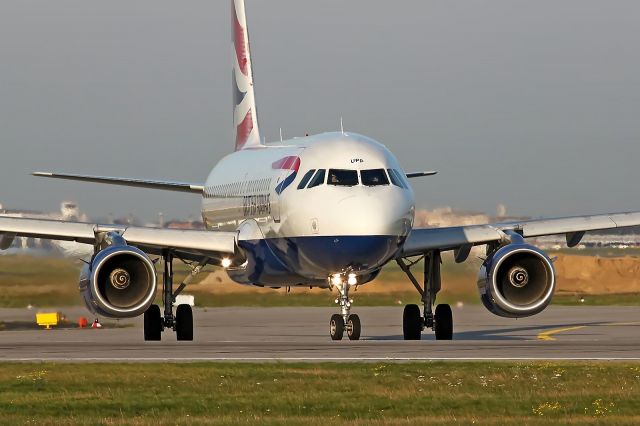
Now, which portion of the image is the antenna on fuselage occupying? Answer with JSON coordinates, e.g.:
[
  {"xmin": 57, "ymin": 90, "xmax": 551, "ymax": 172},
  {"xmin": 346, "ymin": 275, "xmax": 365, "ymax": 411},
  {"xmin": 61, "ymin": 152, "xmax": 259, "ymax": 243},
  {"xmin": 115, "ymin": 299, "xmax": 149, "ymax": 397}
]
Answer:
[
  {"xmin": 280, "ymin": 128, "xmax": 283, "ymax": 142},
  {"xmin": 340, "ymin": 117, "xmax": 345, "ymax": 135}
]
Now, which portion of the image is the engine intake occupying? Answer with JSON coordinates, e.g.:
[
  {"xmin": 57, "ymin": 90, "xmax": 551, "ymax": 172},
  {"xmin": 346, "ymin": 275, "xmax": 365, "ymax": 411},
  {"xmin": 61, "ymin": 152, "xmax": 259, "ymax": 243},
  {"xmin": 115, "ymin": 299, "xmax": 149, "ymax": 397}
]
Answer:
[
  {"xmin": 478, "ymin": 243, "xmax": 555, "ymax": 318},
  {"xmin": 80, "ymin": 243, "xmax": 157, "ymax": 318}
]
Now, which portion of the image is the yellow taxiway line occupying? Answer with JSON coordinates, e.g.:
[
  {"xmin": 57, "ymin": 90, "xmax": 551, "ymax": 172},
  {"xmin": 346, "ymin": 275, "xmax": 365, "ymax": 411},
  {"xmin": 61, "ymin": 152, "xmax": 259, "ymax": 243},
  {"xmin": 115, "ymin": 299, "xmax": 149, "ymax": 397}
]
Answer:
[
  {"xmin": 537, "ymin": 326, "xmax": 586, "ymax": 341},
  {"xmin": 537, "ymin": 321, "xmax": 640, "ymax": 341}
]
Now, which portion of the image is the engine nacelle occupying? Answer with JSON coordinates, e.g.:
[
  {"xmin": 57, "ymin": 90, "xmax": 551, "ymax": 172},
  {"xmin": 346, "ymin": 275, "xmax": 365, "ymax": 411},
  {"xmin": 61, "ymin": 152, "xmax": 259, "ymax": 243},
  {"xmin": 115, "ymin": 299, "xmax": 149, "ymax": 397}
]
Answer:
[
  {"xmin": 477, "ymin": 243, "xmax": 555, "ymax": 318},
  {"xmin": 80, "ymin": 243, "xmax": 157, "ymax": 318}
]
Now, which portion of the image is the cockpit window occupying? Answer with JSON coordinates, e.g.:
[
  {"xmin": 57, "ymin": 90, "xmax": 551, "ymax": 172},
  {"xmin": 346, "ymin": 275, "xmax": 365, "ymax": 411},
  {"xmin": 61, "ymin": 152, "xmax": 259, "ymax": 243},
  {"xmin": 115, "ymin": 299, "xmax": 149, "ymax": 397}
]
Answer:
[
  {"xmin": 361, "ymin": 169, "xmax": 390, "ymax": 186},
  {"xmin": 307, "ymin": 169, "xmax": 326, "ymax": 188},
  {"xmin": 297, "ymin": 169, "xmax": 316, "ymax": 189},
  {"xmin": 327, "ymin": 169, "xmax": 359, "ymax": 186},
  {"xmin": 388, "ymin": 169, "xmax": 408, "ymax": 189}
]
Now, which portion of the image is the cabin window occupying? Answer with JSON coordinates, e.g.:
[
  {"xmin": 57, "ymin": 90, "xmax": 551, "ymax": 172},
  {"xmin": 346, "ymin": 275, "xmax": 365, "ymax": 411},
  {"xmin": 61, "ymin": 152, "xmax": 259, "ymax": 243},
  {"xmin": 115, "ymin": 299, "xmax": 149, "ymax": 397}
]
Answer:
[
  {"xmin": 307, "ymin": 169, "xmax": 326, "ymax": 188},
  {"xmin": 297, "ymin": 169, "xmax": 316, "ymax": 189},
  {"xmin": 328, "ymin": 169, "xmax": 359, "ymax": 186},
  {"xmin": 361, "ymin": 169, "xmax": 389, "ymax": 186}
]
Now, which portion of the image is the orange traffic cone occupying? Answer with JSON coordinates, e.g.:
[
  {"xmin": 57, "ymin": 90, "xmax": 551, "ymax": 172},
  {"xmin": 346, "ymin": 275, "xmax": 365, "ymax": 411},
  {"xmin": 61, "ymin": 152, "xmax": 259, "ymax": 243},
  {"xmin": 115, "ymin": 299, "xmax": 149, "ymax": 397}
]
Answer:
[
  {"xmin": 91, "ymin": 318, "xmax": 102, "ymax": 329},
  {"xmin": 78, "ymin": 317, "xmax": 88, "ymax": 328}
]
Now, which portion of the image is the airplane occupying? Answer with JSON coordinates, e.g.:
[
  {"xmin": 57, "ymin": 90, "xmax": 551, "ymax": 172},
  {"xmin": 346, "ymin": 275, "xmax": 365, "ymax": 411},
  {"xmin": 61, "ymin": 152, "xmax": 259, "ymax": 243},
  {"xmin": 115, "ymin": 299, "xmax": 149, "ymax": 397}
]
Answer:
[{"xmin": 2, "ymin": 0, "xmax": 640, "ymax": 342}]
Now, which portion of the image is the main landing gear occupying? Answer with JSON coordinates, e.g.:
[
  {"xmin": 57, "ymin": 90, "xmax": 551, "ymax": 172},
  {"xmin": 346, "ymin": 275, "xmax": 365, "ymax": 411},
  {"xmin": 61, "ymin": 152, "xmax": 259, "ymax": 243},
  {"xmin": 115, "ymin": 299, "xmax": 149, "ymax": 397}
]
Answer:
[
  {"xmin": 144, "ymin": 251, "xmax": 207, "ymax": 342},
  {"xmin": 397, "ymin": 250, "xmax": 453, "ymax": 341},
  {"xmin": 329, "ymin": 276, "xmax": 361, "ymax": 341}
]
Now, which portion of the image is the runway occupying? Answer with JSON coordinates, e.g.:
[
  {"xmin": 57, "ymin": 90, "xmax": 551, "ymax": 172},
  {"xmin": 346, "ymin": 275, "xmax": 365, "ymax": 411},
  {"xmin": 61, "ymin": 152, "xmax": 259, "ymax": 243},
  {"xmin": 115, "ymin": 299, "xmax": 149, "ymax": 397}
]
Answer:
[{"xmin": 0, "ymin": 306, "xmax": 639, "ymax": 361}]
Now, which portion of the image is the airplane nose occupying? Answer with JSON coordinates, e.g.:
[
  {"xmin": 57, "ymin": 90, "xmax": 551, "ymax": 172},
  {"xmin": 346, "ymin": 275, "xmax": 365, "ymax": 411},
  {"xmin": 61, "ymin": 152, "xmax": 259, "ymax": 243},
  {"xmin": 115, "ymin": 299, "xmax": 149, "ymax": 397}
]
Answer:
[
  {"xmin": 296, "ymin": 193, "xmax": 412, "ymax": 273},
  {"xmin": 336, "ymin": 194, "xmax": 412, "ymax": 237},
  {"xmin": 297, "ymin": 235, "xmax": 401, "ymax": 273}
]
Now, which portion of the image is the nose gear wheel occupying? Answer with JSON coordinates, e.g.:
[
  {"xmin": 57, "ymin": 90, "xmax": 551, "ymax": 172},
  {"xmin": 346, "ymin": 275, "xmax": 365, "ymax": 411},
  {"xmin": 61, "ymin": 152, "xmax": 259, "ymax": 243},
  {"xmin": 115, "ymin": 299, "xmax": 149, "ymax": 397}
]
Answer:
[{"xmin": 328, "ymin": 277, "xmax": 361, "ymax": 341}]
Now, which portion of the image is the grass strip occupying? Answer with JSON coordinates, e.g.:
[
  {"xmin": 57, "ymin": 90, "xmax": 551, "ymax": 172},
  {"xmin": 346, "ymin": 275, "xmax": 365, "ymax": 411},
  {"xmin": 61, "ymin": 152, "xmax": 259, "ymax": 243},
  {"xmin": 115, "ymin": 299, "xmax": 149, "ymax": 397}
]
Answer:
[{"xmin": 0, "ymin": 362, "xmax": 638, "ymax": 425}]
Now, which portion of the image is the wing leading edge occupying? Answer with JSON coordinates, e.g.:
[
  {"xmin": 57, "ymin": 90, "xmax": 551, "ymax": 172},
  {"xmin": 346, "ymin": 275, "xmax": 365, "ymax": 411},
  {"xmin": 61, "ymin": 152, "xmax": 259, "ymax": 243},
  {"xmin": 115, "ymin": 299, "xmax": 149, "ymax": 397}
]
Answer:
[
  {"xmin": 0, "ymin": 216, "xmax": 237, "ymax": 262},
  {"xmin": 401, "ymin": 211, "xmax": 640, "ymax": 257},
  {"xmin": 33, "ymin": 172, "xmax": 204, "ymax": 194}
]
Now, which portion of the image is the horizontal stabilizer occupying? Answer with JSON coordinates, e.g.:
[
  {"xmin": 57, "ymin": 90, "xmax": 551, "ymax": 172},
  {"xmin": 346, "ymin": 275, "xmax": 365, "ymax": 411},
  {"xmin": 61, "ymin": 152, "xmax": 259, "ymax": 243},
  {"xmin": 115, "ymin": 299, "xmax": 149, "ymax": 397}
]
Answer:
[
  {"xmin": 33, "ymin": 172, "xmax": 204, "ymax": 194},
  {"xmin": 406, "ymin": 171, "xmax": 438, "ymax": 178}
]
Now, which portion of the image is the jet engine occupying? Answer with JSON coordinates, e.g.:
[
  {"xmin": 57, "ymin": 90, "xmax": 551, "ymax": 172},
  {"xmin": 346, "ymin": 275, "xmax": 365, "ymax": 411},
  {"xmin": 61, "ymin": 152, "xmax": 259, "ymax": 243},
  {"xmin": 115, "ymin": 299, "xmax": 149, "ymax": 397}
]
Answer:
[
  {"xmin": 477, "ymin": 241, "xmax": 555, "ymax": 318},
  {"xmin": 80, "ymin": 235, "xmax": 157, "ymax": 318}
]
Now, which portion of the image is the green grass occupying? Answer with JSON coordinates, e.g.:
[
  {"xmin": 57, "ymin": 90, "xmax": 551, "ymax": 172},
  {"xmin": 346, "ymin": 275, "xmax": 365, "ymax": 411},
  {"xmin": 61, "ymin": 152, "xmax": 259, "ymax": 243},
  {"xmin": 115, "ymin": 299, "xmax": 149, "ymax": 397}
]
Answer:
[
  {"xmin": 0, "ymin": 362, "xmax": 639, "ymax": 424},
  {"xmin": 0, "ymin": 255, "xmax": 81, "ymax": 307},
  {"xmin": 553, "ymin": 294, "xmax": 640, "ymax": 306},
  {"xmin": 548, "ymin": 248, "xmax": 640, "ymax": 257}
]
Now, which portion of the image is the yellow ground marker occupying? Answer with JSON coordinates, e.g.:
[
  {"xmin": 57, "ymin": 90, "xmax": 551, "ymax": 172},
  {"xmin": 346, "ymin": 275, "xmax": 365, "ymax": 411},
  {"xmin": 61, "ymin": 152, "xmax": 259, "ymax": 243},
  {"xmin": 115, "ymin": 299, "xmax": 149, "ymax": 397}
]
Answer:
[
  {"xmin": 36, "ymin": 312, "xmax": 61, "ymax": 330},
  {"xmin": 537, "ymin": 326, "xmax": 586, "ymax": 341}
]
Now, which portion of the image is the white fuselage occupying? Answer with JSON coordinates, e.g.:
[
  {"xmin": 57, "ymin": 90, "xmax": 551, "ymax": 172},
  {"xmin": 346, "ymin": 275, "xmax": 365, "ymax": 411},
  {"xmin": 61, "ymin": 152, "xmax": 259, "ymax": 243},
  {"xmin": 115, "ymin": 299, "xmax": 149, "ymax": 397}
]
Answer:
[{"xmin": 201, "ymin": 132, "xmax": 415, "ymax": 288}]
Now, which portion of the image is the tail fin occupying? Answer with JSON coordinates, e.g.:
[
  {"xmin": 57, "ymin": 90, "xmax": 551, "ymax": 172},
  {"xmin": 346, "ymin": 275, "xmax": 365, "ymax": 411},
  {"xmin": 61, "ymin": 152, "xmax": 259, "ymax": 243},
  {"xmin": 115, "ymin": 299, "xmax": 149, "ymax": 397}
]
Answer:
[{"xmin": 232, "ymin": 0, "xmax": 262, "ymax": 150}]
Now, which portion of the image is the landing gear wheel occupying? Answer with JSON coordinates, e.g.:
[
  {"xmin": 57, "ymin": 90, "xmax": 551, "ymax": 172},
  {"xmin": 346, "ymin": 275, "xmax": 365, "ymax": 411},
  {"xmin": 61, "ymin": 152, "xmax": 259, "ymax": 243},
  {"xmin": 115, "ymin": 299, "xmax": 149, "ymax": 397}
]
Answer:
[
  {"xmin": 175, "ymin": 304, "xmax": 194, "ymax": 341},
  {"xmin": 403, "ymin": 304, "xmax": 422, "ymax": 340},
  {"xmin": 144, "ymin": 304, "xmax": 162, "ymax": 341},
  {"xmin": 434, "ymin": 304, "xmax": 453, "ymax": 340},
  {"xmin": 347, "ymin": 314, "xmax": 361, "ymax": 341},
  {"xmin": 330, "ymin": 314, "xmax": 345, "ymax": 341}
]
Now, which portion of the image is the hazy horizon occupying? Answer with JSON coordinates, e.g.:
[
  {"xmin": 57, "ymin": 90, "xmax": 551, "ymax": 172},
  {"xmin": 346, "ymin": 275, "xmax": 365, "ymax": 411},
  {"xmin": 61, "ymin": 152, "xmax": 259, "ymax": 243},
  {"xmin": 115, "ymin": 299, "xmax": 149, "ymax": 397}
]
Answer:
[{"xmin": 1, "ymin": 1, "xmax": 639, "ymax": 221}]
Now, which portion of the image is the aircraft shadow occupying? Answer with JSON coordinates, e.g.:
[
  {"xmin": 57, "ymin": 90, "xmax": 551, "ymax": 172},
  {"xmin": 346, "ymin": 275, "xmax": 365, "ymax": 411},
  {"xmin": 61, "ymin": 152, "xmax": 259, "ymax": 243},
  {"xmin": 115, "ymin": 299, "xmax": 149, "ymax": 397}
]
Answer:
[{"xmin": 363, "ymin": 322, "xmax": 604, "ymax": 341}]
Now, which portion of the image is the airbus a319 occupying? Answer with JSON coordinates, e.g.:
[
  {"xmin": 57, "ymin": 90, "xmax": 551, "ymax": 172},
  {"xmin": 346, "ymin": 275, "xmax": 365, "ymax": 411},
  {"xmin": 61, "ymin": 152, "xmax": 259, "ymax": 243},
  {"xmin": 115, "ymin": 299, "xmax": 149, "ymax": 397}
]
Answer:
[{"xmin": 2, "ymin": 0, "xmax": 639, "ymax": 342}]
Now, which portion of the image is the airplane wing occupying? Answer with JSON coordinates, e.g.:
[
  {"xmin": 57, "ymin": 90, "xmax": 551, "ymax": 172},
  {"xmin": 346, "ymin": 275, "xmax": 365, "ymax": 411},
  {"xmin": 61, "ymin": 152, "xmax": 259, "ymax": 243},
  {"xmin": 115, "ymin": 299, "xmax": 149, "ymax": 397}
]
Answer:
[
  {"xmin": 401, "ymin": 211, "xmax": 640, "ymax": 258},
  {"xmin": 32, "ymin": 172, "xmax": 204, "ymax": 194},
  {"xmin": 0, "ymin": 216, "xmax": 237, "ymax": 262},
  {"xmin": 406, "ymin": 171, "xmax": 438, "ymax": 178}
]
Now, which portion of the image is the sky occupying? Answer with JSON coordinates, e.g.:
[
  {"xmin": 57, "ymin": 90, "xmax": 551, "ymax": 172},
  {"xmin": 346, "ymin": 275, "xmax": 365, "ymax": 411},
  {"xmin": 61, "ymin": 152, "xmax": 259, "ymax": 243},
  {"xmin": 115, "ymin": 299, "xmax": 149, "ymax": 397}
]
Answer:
[{"xmin": 1, "ymin": 0, "xmax": 639, "ymax": 221}]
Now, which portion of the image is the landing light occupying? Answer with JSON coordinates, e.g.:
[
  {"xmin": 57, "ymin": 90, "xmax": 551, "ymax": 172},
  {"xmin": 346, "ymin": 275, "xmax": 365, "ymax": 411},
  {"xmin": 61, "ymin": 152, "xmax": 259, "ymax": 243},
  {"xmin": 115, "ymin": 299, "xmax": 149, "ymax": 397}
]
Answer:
[
  {"xmin": 221, "ymin": 258, "xmax": 232, "ymax": 269},
  {"xmin": 347, "ymin": 274, "xmax": 357, "ymax": 286},
  {"xmin": 331, "ymin": 274, "xmax": 342, "ymax": 286}
]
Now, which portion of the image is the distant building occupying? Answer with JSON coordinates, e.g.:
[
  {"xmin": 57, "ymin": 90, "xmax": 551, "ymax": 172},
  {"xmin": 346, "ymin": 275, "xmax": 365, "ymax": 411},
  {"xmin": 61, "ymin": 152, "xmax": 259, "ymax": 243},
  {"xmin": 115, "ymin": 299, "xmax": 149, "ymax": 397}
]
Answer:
[
  {"xmin": 166, "ymin": 220, "xmax": 204, "ymax": 230},
  {"xmin": 0, "ymin": 201, "xmax": 89, "ymax": 254},
  {"xmin": 415, "ymin": 207, "xmax": 489, "ymax": 228}
]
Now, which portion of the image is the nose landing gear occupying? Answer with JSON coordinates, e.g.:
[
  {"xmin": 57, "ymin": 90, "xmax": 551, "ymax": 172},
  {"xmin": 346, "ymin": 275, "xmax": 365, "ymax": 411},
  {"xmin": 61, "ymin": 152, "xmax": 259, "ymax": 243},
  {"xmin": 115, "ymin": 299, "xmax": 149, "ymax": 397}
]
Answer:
[
  {"xmin": 397, "ymin": 250, "xmax": 453, "ymax": 341},
  {"xmin": 329, "ymin": 276, "xmax": 361, "ymax": 341}
]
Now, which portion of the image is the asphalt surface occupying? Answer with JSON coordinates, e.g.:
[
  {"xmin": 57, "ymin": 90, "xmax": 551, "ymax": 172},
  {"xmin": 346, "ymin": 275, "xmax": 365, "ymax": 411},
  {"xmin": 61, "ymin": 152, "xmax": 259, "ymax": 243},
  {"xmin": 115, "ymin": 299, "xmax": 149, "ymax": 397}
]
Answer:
[{"xmin": 0, "ymin": 306, "xmax": 639, "ymax": 361}]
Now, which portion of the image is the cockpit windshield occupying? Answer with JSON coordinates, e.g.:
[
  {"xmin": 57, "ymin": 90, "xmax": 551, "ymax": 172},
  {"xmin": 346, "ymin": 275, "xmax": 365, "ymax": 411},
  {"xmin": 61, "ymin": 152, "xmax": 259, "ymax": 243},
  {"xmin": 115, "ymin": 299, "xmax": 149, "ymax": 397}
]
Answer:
[
  {"xmin": 387, "ymin": 169, "xmax": 408, "ymax": 189},
  {"xmin": 361, "ymin": 169, "xmax": 389, "ymax": 186},
  {"xmin": 328, "ymin": 169, "xmax": 359, "ymax": 186},
  {"xmin": 307, "ymin": 169, "xmax": 326, "ymax": 188},
  {"xmin": 297, "ymin": 169, "xmax": 316, "ymax": 189}
]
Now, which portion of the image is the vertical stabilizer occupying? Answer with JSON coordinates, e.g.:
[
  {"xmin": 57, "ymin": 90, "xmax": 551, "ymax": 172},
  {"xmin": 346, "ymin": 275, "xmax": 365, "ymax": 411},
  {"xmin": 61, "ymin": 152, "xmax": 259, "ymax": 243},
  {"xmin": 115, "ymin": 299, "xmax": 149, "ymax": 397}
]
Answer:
[{"xmin": 232, "ymin": 0, "xmax": 261, "ymax": 150}]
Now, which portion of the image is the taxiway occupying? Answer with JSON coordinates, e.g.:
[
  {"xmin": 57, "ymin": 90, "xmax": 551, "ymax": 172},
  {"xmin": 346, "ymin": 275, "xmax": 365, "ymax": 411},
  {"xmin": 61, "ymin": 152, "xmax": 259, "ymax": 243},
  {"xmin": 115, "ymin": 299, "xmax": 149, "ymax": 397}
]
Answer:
[{"xmin": 0, "ymin": 306, "xmax": 638, "ymax": 361}]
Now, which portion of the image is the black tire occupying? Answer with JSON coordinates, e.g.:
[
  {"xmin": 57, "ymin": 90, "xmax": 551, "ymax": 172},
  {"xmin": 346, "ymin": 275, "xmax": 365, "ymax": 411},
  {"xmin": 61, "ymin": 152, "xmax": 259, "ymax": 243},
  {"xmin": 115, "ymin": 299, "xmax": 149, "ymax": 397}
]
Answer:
[
  {"xmin": 403, "ymin": 304, "xmax": 422, "ymax": 340},
  {"xmin": 144, "ymin": 304, "xmax": 162, "ymax": 341},
  {"xmin": 347, "ymin": 314, "xmax": 361, "ymax": 341},
  {"xmin": 330, "ymin": 314, "xmax": 345, "ymax": 341},
  {"xmin": 434, "ymin": 304, "xmax": 453, "ymax": 340},
  {"xmin": 175, "ymin": 304, "xmax": 194, "ymax": 341}
]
